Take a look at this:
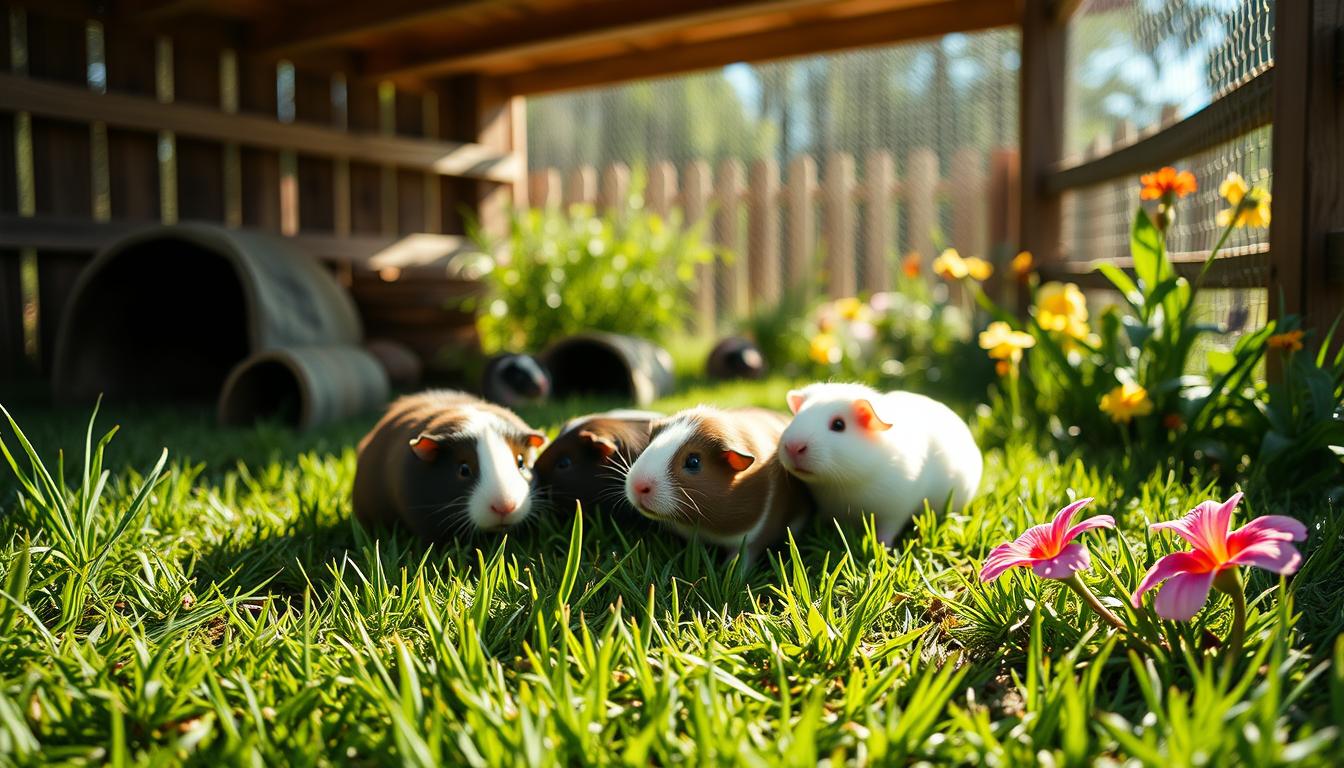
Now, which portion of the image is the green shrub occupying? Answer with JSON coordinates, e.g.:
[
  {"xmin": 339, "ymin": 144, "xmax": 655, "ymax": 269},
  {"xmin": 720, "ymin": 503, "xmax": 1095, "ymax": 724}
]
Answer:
[{"xmin": 473, "ymin": 203, "xmax": 714, "ymax": 353}]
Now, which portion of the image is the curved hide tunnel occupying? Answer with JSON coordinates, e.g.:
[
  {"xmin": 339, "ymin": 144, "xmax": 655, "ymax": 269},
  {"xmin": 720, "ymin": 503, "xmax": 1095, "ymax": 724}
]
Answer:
[
  {"xmin": 52, "ymin": 223, "xmax": 388, "ymax": 428},
  {"xmin": 540, "ymin": 332, "xmax": 675, "ymax": 407}
]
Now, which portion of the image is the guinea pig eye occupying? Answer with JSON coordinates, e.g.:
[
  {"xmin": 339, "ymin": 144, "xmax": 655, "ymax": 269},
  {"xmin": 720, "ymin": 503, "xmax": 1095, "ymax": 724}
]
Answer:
[
  {"xmin": 515, "ymin": 453, "xmax": 526, "ymax": 469},
  {"xmin": 458, "ymin": 462, "xmax": 473, "ymax": 479},
  {"xmin": 683, "ymin": 453, "xmax": 701, "ymax": 473},
  {"xmin": 556, "ymin": 456, "xmax": 572, "ymax": 470},
  {"xmin": 830, "ymin": 417, "xmax": 846, "ymax": 432}
]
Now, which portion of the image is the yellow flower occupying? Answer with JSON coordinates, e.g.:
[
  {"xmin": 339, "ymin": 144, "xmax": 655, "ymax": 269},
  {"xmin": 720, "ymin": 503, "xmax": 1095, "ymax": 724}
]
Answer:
[
  {"xmin": 978, "ymin": 321, "xmax": 1035, "ymax": 362},
  {"xmin": 835, "ymin": 297, "xmax": 865, "ymax": 321},
  {"xmin": 964, "ymin": 257, "xmax": 994, "ymax": 281},
  {"xmin": 809, "ymin": 333, "xmax": 841, "ymax": 365},
  {"xmin": 1035, "ymin": 282, "xmax": 1088, "ymax": 333},
  {"xmin": 1011, "ymin": 251, "xmax": 1034, "ymax": 279},
  {"xmin": 1216, "ymin": 172, "xmax": 1272, "ymax": 228},
  {"xmin": 1100, "ymin": 382, "xmax": 1153, "ymax": 424},
  {"xmin": 932, "ymin": 248, "xmax": 968, "ymax": 280},
  {"xmin": 1267, "ymin": 330, "xmax": 1304, "ymax": 352}
]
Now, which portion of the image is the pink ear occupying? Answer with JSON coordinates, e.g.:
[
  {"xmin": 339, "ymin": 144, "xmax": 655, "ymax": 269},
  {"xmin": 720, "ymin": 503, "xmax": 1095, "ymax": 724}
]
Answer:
[
  {"xmin": 409, "ymin": 434, "xmax": 440, "ymax": 462},
  {"xmin": 853, "ymin": 399, "xmax": 892, "ymax": 431},
  {"xmin": 526, "ymin": 432, "xmax": 547, "ymax": 448},
  {"xmin": 722, "ymin": 449, "xmax": 755, "ymax": 472},
  {"xmin": 786, "ymin": 390, "xmax": 806, "ymax": 414}
]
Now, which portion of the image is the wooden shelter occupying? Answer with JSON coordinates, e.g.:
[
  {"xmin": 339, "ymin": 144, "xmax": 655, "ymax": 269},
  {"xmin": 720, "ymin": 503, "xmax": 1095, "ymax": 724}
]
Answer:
[{"xmin": 1, "ymin": 0, "xmax": 1340, "ymax": 387}]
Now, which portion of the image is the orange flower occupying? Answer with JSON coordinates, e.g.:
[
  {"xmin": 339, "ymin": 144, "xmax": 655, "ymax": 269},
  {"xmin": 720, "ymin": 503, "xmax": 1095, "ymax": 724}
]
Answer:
[
  {"xmin": 995, "ymin": 360, "xmax": 1012, "ymax": 377},
  {"xmin": 1163, "ymin": 413, "xmax": 1184, "ymax": 431},
  {"xmin": 1011, "ymin": 251, "xmax": 1034, "ymax": 279},
  {"xmin": 1140, "ymin": 167, "xmax": 1197, "ymax": 201},
  {"xmin": 1267, "ymin": 330, "xmax": 1304, "ymax": 352},
  {"xmin": 902, "ymin": 251, "xmax": 921, "ymax": 278}
]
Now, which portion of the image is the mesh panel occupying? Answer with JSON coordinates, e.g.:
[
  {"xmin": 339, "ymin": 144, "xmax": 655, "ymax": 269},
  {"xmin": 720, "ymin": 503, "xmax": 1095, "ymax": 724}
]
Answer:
[{"xmin": 526, "ymin": 30, "xmax": 1021, "ymax": 314}]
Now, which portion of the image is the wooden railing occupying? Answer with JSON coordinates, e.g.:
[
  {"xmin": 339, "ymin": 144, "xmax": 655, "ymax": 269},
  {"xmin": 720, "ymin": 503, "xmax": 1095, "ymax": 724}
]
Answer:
[{"xmin": 527, "ymin": 148, "xmax": 1020, "ymax": 329}]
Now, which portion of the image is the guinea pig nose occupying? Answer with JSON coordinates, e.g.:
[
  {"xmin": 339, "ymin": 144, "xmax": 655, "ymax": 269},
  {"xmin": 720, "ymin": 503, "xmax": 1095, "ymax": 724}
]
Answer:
[
  {"xmin": 635, "ymin": 480, "xmax": 653, "ymax": 496},
  {"xmin": 490, "ymin": 499, "xmax": 517, "ymax": 517},
  {"xmin": 786, "ymin": 441, "xmax": 807, "ymax": 457}
]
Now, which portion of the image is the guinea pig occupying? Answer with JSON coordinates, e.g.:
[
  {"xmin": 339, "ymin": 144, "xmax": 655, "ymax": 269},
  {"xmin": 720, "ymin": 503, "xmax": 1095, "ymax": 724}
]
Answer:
[
  {"xmin": 353, "ymin": 390, "xmax": 546, "ymax": 540},
  {"xmin": 532, "ymin": 409, "xmax": 663, "ymax": 519},
  {"xmin": 778, "ymin": 382, "xmax": 982, "ymax": 542},
  {"xmin": 481, "ymin": 353, "xmax": 551, "ymax": 408},
  {"xmin": 706, "ymin": 336, "xmax": 767, "ymax": 381},
  {"xmin": 624, "ymin": 406, "xmax": 813, "ymax": 561}
]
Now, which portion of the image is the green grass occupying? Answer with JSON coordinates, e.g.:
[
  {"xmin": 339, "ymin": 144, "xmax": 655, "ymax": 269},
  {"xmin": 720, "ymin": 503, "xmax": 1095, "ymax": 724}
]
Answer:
[{"xmin": 1, "ymin": 379, "xmax": 1341, "ymax": 765}]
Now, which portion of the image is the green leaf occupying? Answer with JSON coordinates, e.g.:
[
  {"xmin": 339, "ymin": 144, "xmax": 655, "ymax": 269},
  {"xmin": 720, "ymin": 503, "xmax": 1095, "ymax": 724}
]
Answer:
[{"xmin": 1130, "ymin": 207, "xmax": 1167, "ymax": 291}]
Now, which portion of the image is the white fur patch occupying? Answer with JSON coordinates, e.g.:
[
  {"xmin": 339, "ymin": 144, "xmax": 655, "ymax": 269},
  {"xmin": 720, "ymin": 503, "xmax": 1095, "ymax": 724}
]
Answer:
[{"xmin": 463, "ymin": 413, "xmax": 533, "ymax": 530}]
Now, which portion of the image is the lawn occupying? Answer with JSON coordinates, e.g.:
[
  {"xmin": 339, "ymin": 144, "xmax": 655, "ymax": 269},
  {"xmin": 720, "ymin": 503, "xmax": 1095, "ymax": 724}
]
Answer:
[{"xmin": 1, "ymin": 378, "xmax": 1341, "ymax": 765}]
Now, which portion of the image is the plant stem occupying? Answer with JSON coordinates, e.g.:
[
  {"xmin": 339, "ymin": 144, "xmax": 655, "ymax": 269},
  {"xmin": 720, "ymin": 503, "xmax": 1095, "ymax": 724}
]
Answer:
[
  {"xmin": 1216, "ymin": 569, "xmax": 1248, "ymax": 664},
  {"xmin": 1193, "ymin": 207, "xmax": 1242, "ymax": 292},
  {"xmin": 1063, "ymin": 573, "xmax": 1129, "ymax": 634}
]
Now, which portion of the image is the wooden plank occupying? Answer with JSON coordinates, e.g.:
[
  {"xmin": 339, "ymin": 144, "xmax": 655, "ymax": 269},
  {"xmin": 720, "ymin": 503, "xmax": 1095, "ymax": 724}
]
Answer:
[
  {"xmin": 294, "ymin": 68, "xmax": 335, "ymax": 232},
  {"xmin": 529, "ymin": 167, "xmax": 563, "ymax": 210},
  {"xmin": 1269, "ymin": 0, "xmax": 1344, "ymax": 337},
  {"xmin": 566, "ymin": 165, "xmax": 596, "ymax": 206},
  {"xmin": 0, "ymin": 252, "xmax": 26, "ymax": 380},
  {"xmin": 786, "ymin": 154, "xmax": 816, "ymax": 297},
  {"xmin": 682, "ymin": 159, "xmax": 713, "ymax": 333},
  {"xmin": 0, "ymin": 213, "xmax": 474, "ymax": 272},
  {"xmin": 1039, "ymin": 245, "xmax": 1270, "ymax": 291},
  {"xmin": 822, "ymin": 152, "xmax": 855, "ymax": 298},
  {"xmin": 1047, "ymin": 69, "xmax": 1274, "ymax": 194},
  {"xmin": 1019, "ymin": 0, "xmax": 1065, "ymax": 267},
  {"xmin": 174, "ymin": 27, "xmax": 225, "ymax": 222},
  {"xmin": 363, "ymin": 0, "xmax": 887, "ymax": 81},
  {"xmin": 36, "ymin": 252, "xmax": 86, "ymax": 375},
  {"xmin": 715, "ymin": 158, "xmax": 746, "ymax": 320},
  {"xmin": 471, "ymin": 76, "xmax": 523, "ymax": 239},
  {"xmin": 906, "ymin": 147, "xmax": 937, "ymax": 260},
  {"xmin": 646, "ymin": 161, "xmax": 676, "ymax": 217},
  {"xmin": 249, "ymin": 0, "xmax": 505, "ymax": 56},
  {"xmin": 498, "ymin": 0, "xmax": 1016, "ymax": 95},
  {"xmin": 346, "ymin": 78, "xmax": 383, "ymax": 236},
  {"xmin": 599, "ymin": 162, "xmax": 630, "ymax": 214},
  {"xmin": 950, "ymin": 147, "xmax": 982, "ymax": 262},
  {"xmin": 863, "ymin": 150, "xmax": 894, "ymax": 292},
  {"xmin": 0, "ymin": 72, "xmax": 522, "ymax": 182},
  {"xmin": 748, "ymin": 157, "xmax": 780, "ymax": 308}
]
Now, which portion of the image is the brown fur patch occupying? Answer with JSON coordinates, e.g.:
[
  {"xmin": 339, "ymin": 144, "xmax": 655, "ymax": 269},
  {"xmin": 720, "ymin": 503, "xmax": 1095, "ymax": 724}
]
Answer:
[{"xmin": 533, "ymin": 415, "xmax": 656, "ymax": 520}]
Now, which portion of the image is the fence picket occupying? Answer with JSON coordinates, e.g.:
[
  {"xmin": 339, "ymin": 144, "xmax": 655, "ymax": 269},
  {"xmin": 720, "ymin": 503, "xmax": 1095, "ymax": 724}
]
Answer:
[
  {"xmin": 647, "ymin": 161, "xmax": 677, "ymax": 217},
  {"xmin": 907, "ymin": 147, "xmax": 939, "ymax": 261},
  {"xmin": 715, "ymin": 158, "xmax": 746, "ymax": 321},
  {"xmin": 748, "ymin": 158, "xmax": 781, "ymax": 309},
  {"xmin": 566, "ymin": 165, "xmax": 596, "ymax": 206},
  {"xmin": 682, "ymin": 160, "xmax": 714, "ymax": 333},
  {"xmin": 599, "ymin": 162, "xmax": 629, "ymax": 213},
  {"xmin": 823, "ymin": 151, "xmax": 855, "ymax": 298},
  {"xmin": 863, "ymin": 149, "xmax": 894, "ymax": 291},
  {"xmin": 787, "ymin": 154, "xmax": 817, "ymax": 300}
]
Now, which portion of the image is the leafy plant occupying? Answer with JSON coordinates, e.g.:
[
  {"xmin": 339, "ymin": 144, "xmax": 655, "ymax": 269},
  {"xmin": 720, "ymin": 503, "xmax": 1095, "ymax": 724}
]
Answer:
[
  {"xmin": 1252, "ymin": 319, "xmax": 1344, "ymax": 494},
  {"xmin": 473, "ymin": 201, "xmax": 714, "ymax": 352}
]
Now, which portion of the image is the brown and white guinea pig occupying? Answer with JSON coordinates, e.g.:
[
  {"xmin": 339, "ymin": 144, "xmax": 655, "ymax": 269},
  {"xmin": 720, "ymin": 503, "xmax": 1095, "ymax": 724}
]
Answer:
[
  {"xmin": 353, "ymin": 390, "xmax": 546, "ymax": 540},
  {"xmin": 778, "ymin": 382, "xmax": 982, "ymax": 542},
  {"xmin": 624, "ymin": 406, "xmax": 813, "ymax": 561},
  {"xmin": 531, "ymin": 409, "xmax": 663, "ymax": 519},
  {"xmin": 481, "ymin": 353, "xmax": 551, "ymax": 408}
]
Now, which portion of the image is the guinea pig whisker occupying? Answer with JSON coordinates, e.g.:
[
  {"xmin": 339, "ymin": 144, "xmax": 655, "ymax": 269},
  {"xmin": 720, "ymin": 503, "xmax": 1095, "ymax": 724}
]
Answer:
[{"xmin": 679, "ymin": 486, "xmax": 708, "ymax": 520}]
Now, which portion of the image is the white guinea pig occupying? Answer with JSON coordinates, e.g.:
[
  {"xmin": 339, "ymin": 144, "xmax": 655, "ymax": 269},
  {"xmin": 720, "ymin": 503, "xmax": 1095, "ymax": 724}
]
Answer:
[{"xmin": 778, "ymin": 382, "xmax": 982, "ymax": 541}]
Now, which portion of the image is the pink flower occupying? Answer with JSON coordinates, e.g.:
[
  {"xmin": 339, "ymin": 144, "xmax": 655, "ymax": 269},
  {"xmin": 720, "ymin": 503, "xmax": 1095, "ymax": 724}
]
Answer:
[
  {"xmin": 1131, "ymin": 493, "xmax": 1307, "ymax": 621},
  {"xmin": 980, "ymin": 498, "xmax": 1115, "ymax": 581}
]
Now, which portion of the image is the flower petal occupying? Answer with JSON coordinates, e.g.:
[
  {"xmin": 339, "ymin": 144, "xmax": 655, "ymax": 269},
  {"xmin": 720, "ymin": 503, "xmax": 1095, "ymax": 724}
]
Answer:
[
  {"xmin": 1031, "ymin": 542, "xmax": 1090, "ymax": 580},
  {"xmin": 1228, "ymin": 514, "xmax": 1307, "ymax": 545},
  {"xmin": 1226, "ymin": 540, "xmax": 1304, "ymax": 575},
  {"xmin": 979, "ymin": 546, "xmax": 1036, "ymax": 582},
  {"xmin": 1151, "ymin": 493, "xmax": 1240, "ymax": 557},
  {"xmin": 1154, "ymin": 571, "xmax": 1216, "ymax": 621},
  {"xmin": 1050, "ymin": 497, "xmax": 1094, "ymax": 547},
  {"xmin": 1063, "ymin": 514, "xmax": 1116, "ymax": 543},
  {"xmin": 1131, "ymin": 550, "xmax": 1215, "ymax": 608}
]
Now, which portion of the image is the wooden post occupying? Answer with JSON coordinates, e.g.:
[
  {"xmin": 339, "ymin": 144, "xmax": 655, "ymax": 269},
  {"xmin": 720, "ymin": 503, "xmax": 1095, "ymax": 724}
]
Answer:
[
  {"xmin": 528, "ymin": 168, "xmax": 562, "ymax": 209},
  {"xmin": 1269, "ymin": 0, "xmax": 1344, "ymax": 334},
  {"xmin": 566, "ymin": 165, "xmax": 596, "ymax": 206},
  {"xmin": 906, "ymin": 147, "xmax": 938, "ymax": 261},
  {"xmin": 1018, "ymin": 0, "xmax": 1066, "ymax": 266},
  {"xmin": 646, "ymin": 161, "xmax": 677, "ymax": 217},
  {"xmin": 1076, "ymin": 136, "xmax": 1109, "ymax": 260},
  {"xmin": 1110, "ymin": 120, "xmax": 1135, "ymax": 262},
  {"xmin": 473, "ymin": 76, "xmax": 524, "ymax": 239},
  {"xmin": 682, "ymin": 159, "xmax": 714, "ymax": 333},
  {"xmin": 950, "ymin": 147, "xmax": 984, "ymax": 262},
  {"xmin": 863, "ymin": 149, "xmax": 894, "ymax": 292},
  {"xmin": 748, "ymin": 157, "xmax": 780, "ymax": 309},
  {"xmin": 987, "ymin": 147, "xmax": 1020, "ymax": 306},
  {"xmin": 598, "ymin": 162, "xmax": 630, "ymax": 214},
  {"xmin": 823, "ymin": 151, "xmax": 855, "ymax": 298},
  {"xmin": 715, "ymin": 158, "xmax": 745, "ymax": 321},
  {"xmin": 787, "ymin": 154, "xmax": 817, "ymax": 298}
]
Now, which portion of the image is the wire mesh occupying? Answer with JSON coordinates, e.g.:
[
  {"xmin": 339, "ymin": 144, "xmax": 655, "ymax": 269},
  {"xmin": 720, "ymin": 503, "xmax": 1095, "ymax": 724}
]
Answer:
[{"xmin": 525, "ymin": 29, "xmax": 1021, "ymax": 315}]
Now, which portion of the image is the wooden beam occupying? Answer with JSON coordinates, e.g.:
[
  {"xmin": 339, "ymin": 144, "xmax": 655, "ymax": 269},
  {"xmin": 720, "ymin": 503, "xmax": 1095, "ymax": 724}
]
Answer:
[
  {"xmin": 0, "ymin": 213, "xmax": 476, "ymax": 273},
  {"xmin": 363, "ymin": 0, "xmax": 916, "ymax": 81},
  {"xmin": 0, "ymin": 72, "xmax": 522, "ymax": 183},
  {"xmin": 494, "ymin": 0, "xmax": 1015, "ymax": 95},
  {"xmin": 248, "ymin": 0, "xmax": 505, "ymax": 57},
  {"xmin": 1269, "ymin": 0, "xmax": 1344, "ymax": 334},
  {"xmin": 1046, "ymin": 69, "xmax": 1274, "ymax": 194},
  {"xmin": 1018, "ymin": 0, "xmax": 1066, "ymax": 269},
  {"xmin": 1038, "ymin": 245, "xmax": 1270, "ymax": 291}
]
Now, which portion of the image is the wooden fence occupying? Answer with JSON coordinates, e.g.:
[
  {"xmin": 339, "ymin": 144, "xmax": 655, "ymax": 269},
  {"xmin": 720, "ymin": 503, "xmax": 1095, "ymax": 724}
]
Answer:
[{"xmin": 527, "ymin": 147, "xmax": 1019, "ymax": 330}]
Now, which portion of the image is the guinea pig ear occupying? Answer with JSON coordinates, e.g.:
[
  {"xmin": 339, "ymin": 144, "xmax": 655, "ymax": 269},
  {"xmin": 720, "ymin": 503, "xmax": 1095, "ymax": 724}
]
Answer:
[
  {"xmin": 577, "ymin": 430, "xmax": 618, "ymax": 458},
  {"xmin": 721, "ymin": 449, "xmax": 755, "ymax": 472},
  {"xmin": 409, "ymin": 433, "xmax": 442, "ymax": 462},
  {"xmin": 786, "ymin": 389, "xmax": 807, "ymax": 414},
  {"xmin": 525, "ymin": 432, "xmax": 547, "ymax": 449},
  {"xmin": 853, "ymin": 399, "xmax": 893, "ymax": 432}
]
